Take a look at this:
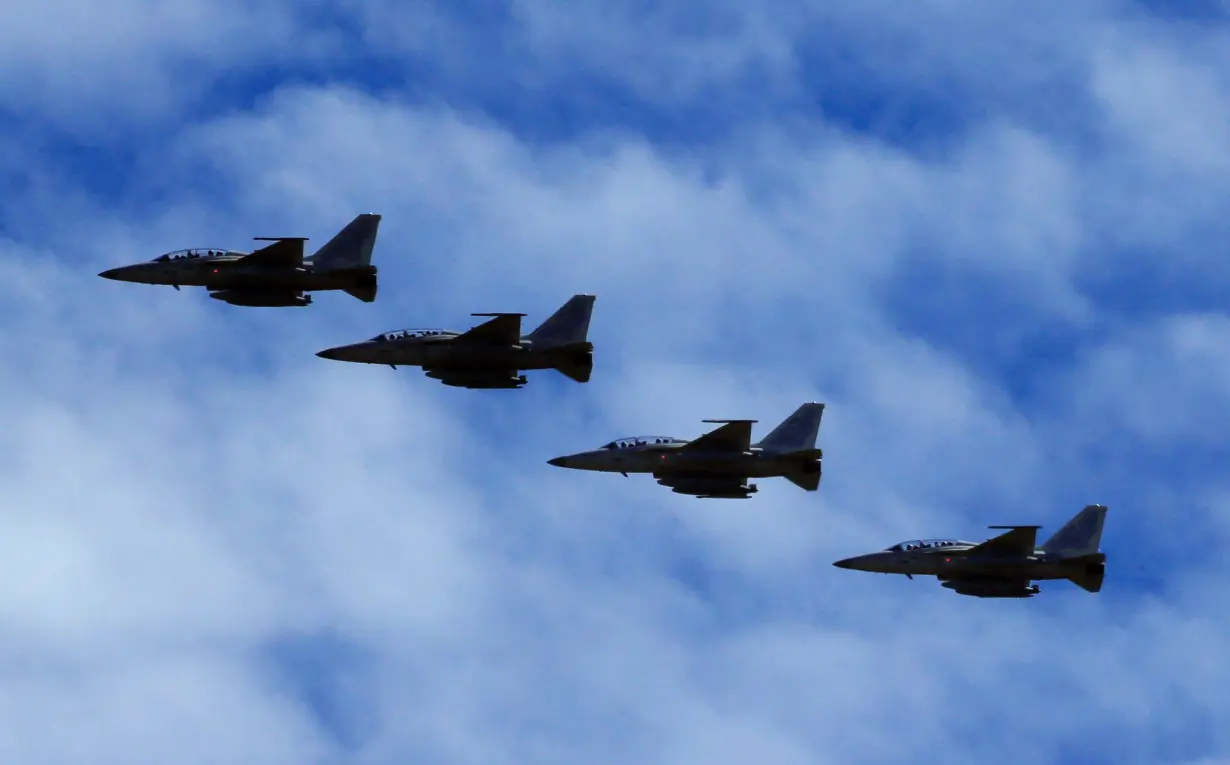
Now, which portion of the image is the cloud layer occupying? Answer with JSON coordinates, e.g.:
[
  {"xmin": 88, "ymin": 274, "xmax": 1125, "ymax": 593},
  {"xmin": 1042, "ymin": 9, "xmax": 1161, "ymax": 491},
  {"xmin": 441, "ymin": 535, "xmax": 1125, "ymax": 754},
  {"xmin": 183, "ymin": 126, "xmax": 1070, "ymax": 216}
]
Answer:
[{"xmin": 0, "ymin": 1, "xmax": 1228, "ymax": 763}]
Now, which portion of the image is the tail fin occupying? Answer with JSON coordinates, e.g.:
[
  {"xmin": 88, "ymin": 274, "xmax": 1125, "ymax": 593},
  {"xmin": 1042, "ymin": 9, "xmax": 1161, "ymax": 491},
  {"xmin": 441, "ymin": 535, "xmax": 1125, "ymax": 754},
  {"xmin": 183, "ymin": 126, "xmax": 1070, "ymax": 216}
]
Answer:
[
  {"xmin": 1041, "ymin": 505, "xmax": 1108, "ymax": 557},
  {"xmin": 310, "ymin": 213, "xmax": 381, "ymax": 271},
  {"xmin": 527, "ymin": 295, "xmax": 596, "ymax": 349},
  {"xmin": 755, "ymin": 402, "xmax": 825, "ymax": 453}
]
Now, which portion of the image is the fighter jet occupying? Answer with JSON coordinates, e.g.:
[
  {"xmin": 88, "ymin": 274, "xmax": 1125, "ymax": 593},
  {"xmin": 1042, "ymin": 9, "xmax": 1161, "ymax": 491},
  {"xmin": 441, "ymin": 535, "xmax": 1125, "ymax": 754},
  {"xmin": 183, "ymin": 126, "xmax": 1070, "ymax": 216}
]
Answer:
[
  {"xmin": 315, "ymin": 294, "xmax": 596, "ymax": 389},
  {"xmin": 833, "ymin": 504, "xmax": 1108, "ymax": 598},
  {"xmin": 547, "ymin": 402, "xmax": 825, "ymax": 498},
  {"xmin": 98, "ymin": 213, "xmax": 382, "ymax": 306}
]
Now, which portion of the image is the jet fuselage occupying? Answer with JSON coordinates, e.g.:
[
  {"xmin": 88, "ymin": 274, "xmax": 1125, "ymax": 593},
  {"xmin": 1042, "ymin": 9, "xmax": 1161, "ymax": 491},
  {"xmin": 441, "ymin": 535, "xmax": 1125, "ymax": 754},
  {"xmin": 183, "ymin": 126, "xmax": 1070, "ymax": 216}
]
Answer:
[
  {"xmin": 547, "ymin": 442, "xmax": 817, "ymax": 479},
  {"xmin": 99, "ymin": 257, "xmax": 377, "ymax": 293},
  {"xmin": 834, "ymin": 547, "xmax": 1106, "ymax": 582},
  {"xmin": 315, "ymin": 333, "xmax": 591, "ymax": 373}
]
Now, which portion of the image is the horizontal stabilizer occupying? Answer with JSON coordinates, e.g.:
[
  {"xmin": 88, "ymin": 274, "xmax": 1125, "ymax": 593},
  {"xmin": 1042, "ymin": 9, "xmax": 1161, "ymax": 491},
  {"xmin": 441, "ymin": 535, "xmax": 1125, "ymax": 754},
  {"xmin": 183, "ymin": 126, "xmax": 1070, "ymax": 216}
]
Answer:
[
  {"xmin": 545, "ymin": 342, "xmax": 593, "ymax": 383},
  {"xmin": 1066, "ymin": 554, "xmax": 1106, "ymax": 593},
  {"xmin": 554, "ymin": 359, "xmax": 592, "ymax": 383},
  {"xmin": 784, "ymin": 464, "xmax": 822, "ymax": 492},
  {"xmin": 343, "ymin": 279, "xmax": 377, "ymax": 302}
]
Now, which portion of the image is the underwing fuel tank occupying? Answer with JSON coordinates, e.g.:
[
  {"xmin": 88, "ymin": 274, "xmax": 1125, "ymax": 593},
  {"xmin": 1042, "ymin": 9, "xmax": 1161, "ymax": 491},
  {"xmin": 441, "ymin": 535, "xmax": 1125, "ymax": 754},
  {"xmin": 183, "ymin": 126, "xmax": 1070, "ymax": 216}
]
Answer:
[
  {"xmin": 941, "ymin": 580, "xmax": 1040, "ymax": 598},
  {"xmin": 209, "ymin": 290, "xmax": 313, "ymax": 307},
  {"xmin": 655, "ymin": 475, "xmax": 759, "ymax": 499},
  {"xmin": 425, "ymin": 371, "xmax": 528, "ymax": 389}
]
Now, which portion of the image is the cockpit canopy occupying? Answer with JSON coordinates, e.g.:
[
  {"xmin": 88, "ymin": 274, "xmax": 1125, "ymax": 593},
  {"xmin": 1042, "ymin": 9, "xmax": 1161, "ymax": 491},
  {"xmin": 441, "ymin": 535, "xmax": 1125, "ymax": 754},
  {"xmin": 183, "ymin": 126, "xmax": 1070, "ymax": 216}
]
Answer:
[
  {"xmin": 369, "ymin": 328, "xmax": 450, "ymax": 342},
  {"xmin": 601, "ymin": 436, "xmax": 689, "ymax": 450},
  {"xmin": 884, "ymin": 539, "xmax": 971, "ymax": 552},
  {"xmin": 152, "ymin": 248, "xmax": 237, "ymax": 262}
]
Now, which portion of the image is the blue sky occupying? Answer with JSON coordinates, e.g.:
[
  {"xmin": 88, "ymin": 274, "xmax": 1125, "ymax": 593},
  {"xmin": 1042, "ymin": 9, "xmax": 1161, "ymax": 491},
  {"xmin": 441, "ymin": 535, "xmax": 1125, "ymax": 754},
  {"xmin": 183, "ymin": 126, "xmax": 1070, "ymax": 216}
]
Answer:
[{"xmin": 0, "ymin": 1, "xmax": 1228, "ymax": 763}]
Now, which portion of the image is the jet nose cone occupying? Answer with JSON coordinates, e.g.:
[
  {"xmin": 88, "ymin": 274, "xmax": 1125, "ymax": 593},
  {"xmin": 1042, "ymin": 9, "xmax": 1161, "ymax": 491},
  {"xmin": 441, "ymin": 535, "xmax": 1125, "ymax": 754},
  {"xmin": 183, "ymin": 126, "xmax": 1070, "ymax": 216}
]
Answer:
[
  {"xmin": 833, "ymin": 558, "xmax": 854, "ymax": 569},
  {"xmin": 316, "ymin": 348, "xmax": 340, "ymax": 360},
  {"xmin": 547, "ymin": 456, "xmax": 569, "ymax": 468},
  {"xmin": 98, "ymin": 268, "xmax": 121, "ymax": 280}
]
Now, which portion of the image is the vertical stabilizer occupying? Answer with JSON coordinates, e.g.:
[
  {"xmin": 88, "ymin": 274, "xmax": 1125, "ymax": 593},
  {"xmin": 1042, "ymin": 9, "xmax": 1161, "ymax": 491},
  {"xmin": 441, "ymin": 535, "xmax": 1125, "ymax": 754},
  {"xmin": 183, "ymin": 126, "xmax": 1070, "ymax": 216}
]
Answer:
[
  {"xmin": 310, "ymin": 213, "xmax": 382, "ymax": 271},
  {"xmin": 527, "ymin": 295, "xmax": 596, "ymax": 349},
  {"xmin": 1041, "ymin": 505, "xmax": 1108, "ymax": 557},
  {"xmin": 755, "ymin": 403, "xmax": 825, "ymax": 453}
]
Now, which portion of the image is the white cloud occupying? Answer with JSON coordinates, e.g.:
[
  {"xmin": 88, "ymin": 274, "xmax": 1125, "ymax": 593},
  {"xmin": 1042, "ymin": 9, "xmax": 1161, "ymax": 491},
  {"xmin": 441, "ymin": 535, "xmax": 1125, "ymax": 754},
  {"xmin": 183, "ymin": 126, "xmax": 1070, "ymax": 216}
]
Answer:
[
  {"xmin": 0, "ymin": 0, "xmax": 342, "ymax": 128},
  {"xmin": 1, "ymin": 1, "xmax": 1230, "ymax": 763}
]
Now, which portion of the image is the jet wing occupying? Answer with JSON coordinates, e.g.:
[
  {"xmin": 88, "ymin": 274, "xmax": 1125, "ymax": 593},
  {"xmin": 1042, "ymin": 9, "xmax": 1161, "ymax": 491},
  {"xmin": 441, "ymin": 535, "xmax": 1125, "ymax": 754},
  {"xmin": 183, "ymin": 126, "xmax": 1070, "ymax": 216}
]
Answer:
[
  {"xmin": 965, "ymin": 526, "xmax": 1039, "ymax": 557},
  {"xmin": 678, "ymin": 420, "xmax": 754, "ymax": 452},
  {"xmin": 454, "ymin": 313, "xmax": 524, "ymax": 346},
  {"xmin": 241, "ymin": 238, "xmax": 306, "ymax": 266}
]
